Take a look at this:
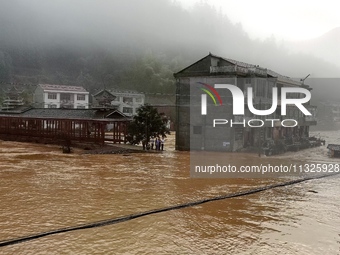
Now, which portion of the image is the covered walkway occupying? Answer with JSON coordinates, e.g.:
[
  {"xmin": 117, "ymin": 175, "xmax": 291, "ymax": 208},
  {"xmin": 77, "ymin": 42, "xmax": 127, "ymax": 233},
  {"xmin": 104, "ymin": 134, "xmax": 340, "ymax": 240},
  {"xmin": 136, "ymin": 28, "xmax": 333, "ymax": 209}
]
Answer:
[{"xmin": 0, "ymin": 116, "xmax": 130, "ymax": 145}]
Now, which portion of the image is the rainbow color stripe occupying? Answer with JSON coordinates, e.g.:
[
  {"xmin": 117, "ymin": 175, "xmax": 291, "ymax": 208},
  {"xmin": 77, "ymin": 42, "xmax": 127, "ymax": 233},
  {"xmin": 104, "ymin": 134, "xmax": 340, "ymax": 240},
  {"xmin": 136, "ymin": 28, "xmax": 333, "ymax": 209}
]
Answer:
[{"xmin": 198, "ymin": 82, "xmax": 222, "ymax": 105}]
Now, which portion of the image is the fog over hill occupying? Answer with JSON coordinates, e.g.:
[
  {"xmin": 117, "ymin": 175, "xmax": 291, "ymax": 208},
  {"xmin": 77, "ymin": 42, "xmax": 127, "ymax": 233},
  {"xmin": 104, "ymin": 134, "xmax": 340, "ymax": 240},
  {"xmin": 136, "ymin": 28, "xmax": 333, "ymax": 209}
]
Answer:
[
  {"xmin": 0, "ymin": 0, "xmax": 339, "ymax": 99},
  {"xmin": 287, "ymin": 27, "xmax": 340, "ymax": 70}
]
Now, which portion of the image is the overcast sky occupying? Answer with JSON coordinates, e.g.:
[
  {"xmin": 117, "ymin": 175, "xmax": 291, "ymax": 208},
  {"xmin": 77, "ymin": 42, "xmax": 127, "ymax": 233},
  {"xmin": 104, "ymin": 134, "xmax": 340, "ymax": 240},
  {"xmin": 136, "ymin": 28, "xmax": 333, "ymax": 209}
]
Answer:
[{"xmin": 178, "ymin": 0, "xmax": 340, "ymax": 41}]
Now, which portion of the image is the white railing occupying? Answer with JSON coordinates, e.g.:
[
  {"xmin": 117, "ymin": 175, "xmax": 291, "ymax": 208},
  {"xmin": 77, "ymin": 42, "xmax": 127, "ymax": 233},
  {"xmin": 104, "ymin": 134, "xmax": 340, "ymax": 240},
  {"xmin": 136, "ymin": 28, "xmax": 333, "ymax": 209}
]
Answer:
[
  {"xmin": 248, "ymin": 67, "xmax": 267, "ymax": 76},
  {"xmin": 210, "ymin": 65, "xmax": 267, "ymax": 76},
  {"xmin": 210, "ymin": 65, "xmax": 236, "ymax": 73}
]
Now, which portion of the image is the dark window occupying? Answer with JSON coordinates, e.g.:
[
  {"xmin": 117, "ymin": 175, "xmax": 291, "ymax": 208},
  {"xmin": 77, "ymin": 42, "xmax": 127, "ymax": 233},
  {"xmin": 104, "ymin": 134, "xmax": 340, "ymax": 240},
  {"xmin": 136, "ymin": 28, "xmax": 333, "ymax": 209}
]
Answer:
[
  {"xmin": 123, "ymin": 107, "xmax": 133, "ymax": 114},
  {"xmin": 77, "ymin": 94, "xmax": 85, "ymax": 101},
  {"xmin": 48, "ymin": 93, "xmax": 57, "ymax": 99},
  {"xmin": 135, "ymin": 97, "xmax": 143, "ymax": 103},
  {"xmin": 123, "ymin": 97, "xmax": 133, "ymax": 104},
  {"xmin": 60, "ymin": 93, "xmax": 71, "ymax": 101}
]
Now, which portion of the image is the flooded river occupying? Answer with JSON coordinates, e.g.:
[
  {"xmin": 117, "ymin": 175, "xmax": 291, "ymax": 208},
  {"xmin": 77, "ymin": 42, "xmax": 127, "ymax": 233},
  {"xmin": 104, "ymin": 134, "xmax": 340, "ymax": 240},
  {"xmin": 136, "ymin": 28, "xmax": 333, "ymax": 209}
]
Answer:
[{"xmin": 0, "ymin": 131, "xmax": 339, "ymax": 254}]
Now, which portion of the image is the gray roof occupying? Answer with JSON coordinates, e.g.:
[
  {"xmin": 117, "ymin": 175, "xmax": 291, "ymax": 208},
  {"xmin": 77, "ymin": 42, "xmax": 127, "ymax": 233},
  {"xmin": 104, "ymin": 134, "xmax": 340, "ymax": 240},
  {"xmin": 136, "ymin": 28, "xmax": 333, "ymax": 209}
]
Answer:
[
  {"xmin": 214, "ymin": 54, "xmax": 290, "ymax": 79},
  {"xmin": 224, "ymin": 57, "xmax": 259, "ymax": 68},
  {"xmin": 39, "ymin": 84, "xmax": 88, "ymax": 93},
  {"xmin": 0, "ymin": 108, "xmax": 130, "ymax": 120}
]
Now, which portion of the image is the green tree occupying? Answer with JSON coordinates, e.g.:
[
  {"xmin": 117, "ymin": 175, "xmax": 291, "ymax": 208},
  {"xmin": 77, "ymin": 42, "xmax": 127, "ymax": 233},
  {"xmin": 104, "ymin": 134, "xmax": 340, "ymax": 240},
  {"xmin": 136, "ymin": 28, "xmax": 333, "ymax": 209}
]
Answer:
[{"xmin": 126, "ymin": 104, "xmax": 170, "ymax": 146}]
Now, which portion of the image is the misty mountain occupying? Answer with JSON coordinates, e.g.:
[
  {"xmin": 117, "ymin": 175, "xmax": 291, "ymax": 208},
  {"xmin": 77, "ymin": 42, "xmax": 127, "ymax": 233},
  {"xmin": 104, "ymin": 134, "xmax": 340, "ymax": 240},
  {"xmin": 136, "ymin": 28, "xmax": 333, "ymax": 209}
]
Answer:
[
  {"xmin": 287, "ymin": 27, "xmax": 340, "ymax": 70},
  {"xmin": 0, "ymin": 0, "xmax": 339, "ymax": 100}
]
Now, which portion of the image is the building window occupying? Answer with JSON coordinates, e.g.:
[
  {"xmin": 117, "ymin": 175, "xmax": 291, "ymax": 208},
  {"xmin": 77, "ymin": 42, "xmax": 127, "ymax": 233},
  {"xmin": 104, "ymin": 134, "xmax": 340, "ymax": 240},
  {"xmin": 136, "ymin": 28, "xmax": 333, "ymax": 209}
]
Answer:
[
  {"xmin": 48, "ymin": 104, "xmax": 57, "ymax": 108},
  {"xmin": 123, "ymin": 97, "xmax": 133, "ymax": 104},
  {"xmin": 48, "ymin": 93, "xmax": 57, "ymax": 99},
  {"xmin": 123, "ymin": 107, "xmax": 133, "ymax": 114},
  {"xmin": 60, "ymin": 93, "xmax": 71, "ymax": 101},
  {"xmin": 135, "ymin": 97, "xmax": 143, "ymax": 103},
  {"xmin": 193, "ymin": 126, "xmax": 202, "ymax": 134},
  {"xmin": 77, "ymin": 94, "xmax": 85, "ymax": 101}
]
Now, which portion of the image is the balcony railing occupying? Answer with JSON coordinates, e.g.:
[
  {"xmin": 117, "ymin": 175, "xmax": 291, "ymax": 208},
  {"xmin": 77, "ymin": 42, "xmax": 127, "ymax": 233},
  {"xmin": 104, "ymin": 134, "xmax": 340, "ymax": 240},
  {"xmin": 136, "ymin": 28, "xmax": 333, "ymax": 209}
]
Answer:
[
  {"xmin": 210, "ymin": 65, "xmax": 267, "ymax": 76},
  {"xmin": 210, "ymin": 65, "xmax": 238, "ymax": 73},
  {"xmin": 248, "ymin": 67, "xmax": 267, "ymax": 76}
]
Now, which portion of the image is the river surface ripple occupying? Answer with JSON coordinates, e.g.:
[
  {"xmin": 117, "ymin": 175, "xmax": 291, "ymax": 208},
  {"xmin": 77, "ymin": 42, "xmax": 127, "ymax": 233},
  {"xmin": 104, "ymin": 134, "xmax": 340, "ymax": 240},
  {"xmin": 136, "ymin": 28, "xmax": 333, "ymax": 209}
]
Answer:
[{"xmin": 0, "ymin": 131, "xmax": 339, "ymax": 254}]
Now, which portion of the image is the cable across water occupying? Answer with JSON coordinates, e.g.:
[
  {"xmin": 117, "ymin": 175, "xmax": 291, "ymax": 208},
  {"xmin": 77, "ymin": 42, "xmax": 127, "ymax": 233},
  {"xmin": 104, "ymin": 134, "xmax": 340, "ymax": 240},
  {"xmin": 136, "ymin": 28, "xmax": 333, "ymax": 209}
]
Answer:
[{"xmin": 0, "ymin": 172, "xmax": 339, "ymax": 248}]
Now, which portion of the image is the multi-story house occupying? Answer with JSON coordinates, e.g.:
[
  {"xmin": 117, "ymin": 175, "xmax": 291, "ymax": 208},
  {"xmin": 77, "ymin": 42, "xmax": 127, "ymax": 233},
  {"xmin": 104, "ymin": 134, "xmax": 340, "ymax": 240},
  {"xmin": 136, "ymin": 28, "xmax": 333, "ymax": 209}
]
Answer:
[
  {"xmin": 34, "ymin": 84, "xmax": 89, "ymax": 109},
  {"xmin": 173, "ymin": 53, "xmax": 317, "ymax": 151},
  {"xmin": 110, "ymin": 90, "xmax": 145, "ymax": 116},
  {"xmin": 92, "ymin": 89, "xmax": 145, "ymax": 116}
]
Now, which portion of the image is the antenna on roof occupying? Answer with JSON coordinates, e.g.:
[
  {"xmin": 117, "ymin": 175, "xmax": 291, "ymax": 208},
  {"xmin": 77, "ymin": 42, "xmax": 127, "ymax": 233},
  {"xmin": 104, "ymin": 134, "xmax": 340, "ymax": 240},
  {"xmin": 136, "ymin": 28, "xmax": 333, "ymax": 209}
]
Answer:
[{"xmin": 300, "ymin": 74, "xmax": 310, "ymax": 85}]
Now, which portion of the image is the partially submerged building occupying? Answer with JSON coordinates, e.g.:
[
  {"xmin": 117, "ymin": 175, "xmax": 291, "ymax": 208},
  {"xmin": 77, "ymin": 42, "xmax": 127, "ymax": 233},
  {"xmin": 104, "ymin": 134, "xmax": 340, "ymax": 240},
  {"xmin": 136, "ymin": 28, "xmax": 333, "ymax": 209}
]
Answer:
[
  {"xmin": 0, "ymin": 108, "xmax": 131, "ymax": 145},
  {"xmin": 173, "ymin": 53, "xmax": 317, "ymax": 151},
  {"xmin": 327, "ymin": 144, "xmax": 340, "ymax": 158}
]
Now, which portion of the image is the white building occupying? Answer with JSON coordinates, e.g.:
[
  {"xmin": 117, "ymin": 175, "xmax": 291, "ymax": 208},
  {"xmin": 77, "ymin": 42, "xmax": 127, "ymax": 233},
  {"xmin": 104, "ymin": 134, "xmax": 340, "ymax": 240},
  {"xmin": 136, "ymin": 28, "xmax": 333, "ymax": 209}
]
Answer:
[
  {"xmin": 92, "ymin": 89, "xmax": 145, "ymax": 116},
  {"xmin": 34, "ymin": 84, "xmax": 89, "ymax": 109},
  {"xmin": 110, "ymin": 90, "xmax": 145, "ymax": 116}
]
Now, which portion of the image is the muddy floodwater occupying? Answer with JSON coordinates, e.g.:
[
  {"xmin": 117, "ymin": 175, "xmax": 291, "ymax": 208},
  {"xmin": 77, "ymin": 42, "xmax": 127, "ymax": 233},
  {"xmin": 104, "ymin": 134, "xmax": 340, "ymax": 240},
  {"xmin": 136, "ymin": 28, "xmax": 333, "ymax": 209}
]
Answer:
[{"xmin": 0, "ymin": 131, "xmax": 339, "ymax": 254}]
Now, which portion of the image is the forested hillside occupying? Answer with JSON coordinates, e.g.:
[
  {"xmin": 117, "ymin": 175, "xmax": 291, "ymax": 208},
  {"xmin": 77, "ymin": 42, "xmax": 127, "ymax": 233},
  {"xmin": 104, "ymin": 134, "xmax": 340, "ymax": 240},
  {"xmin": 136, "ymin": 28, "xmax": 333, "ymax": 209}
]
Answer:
[{"xmin": 0, "ymin": 0, "xmax": 339, "ymax": 100}]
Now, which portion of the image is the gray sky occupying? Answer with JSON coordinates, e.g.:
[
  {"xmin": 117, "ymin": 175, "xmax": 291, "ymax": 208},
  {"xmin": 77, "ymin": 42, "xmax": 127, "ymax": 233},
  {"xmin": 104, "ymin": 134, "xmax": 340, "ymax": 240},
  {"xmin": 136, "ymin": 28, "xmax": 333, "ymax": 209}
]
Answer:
[
  {"xmin": 0, "ymin": 0, "xmax": 339, "ymax": 78},
  {"xmin": 178, "ymin": 0, "xmax": 340, "ymax": 41}
]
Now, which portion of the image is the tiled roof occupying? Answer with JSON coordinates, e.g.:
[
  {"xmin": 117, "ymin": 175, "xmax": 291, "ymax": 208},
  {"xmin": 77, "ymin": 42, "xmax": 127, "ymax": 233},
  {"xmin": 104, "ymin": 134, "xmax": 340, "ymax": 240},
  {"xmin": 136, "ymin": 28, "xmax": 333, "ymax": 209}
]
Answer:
[
  {"xmin": 108, "ymin": 90, "xmax": 144, "ymax": 96},
  {"xmin": 211, "ymin": 53, "xmax": 290, "ymax": 78},
  {"xmin": 93, "ymin": 89, "xmax": 144, "ymax": 97},
  {"xmin": 267, "ymin": 69, "xmax": 290, "ymax": 79},
  {"xmin": 39, "ymin": 84, "xmax": 88, "ymax": 93},
  {"xmin": 0, "ymin": 108, "xmax": 129, "ymax": 120},
  {"xmin": 224, "ymin": 58, "xmax": 257, "ymax": 68},
  {"xmin": 21, "ymin": 108, "xmax": 98, "ymax": 119}
]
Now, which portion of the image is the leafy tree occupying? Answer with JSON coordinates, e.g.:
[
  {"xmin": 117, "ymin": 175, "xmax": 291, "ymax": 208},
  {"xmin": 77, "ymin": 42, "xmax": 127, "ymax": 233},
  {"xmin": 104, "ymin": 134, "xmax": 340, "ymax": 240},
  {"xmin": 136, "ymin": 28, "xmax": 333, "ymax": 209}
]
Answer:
[{"xmin": 126, "ymin": 104, "xmax": 170, "ymax": 145}]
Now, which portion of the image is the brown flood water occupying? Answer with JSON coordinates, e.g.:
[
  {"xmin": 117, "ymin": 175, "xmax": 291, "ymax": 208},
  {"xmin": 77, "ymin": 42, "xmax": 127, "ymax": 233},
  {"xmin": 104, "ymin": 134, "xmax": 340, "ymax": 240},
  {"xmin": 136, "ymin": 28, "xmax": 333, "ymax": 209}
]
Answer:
[{"xmin": 0, "ymin": 131, "xmax": 339, "ymax": 254}]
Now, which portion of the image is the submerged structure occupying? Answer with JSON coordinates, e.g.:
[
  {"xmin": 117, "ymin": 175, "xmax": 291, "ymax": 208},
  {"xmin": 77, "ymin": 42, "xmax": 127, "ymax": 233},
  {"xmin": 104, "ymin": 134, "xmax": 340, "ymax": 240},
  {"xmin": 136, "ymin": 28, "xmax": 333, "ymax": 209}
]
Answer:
[
  {"xmin": 174, "ymin": 53, "xmax": 317, "ymax": 151},
  {"xmin": 327, "ymin": 144, "xmax": 340, "ymax": 158},
  {"xmin": 0, "ymin": 108, "xmax": 131, "ymax": 146}
]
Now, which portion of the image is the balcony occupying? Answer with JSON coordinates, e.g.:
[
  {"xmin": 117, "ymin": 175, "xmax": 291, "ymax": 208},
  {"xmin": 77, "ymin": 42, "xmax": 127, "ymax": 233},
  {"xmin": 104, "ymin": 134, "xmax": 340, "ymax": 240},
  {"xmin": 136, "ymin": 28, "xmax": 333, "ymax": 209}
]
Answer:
[
  {"xmin": 210, "ymin": 65, "xmax": 267, "ymax": 77},
  {"xmin": 210, "ymin": 65, "xmax": 246, "ymax": 75},
  {"xmin": 248, "ymin": 67, "xmax": 267, "ymax": 77}
]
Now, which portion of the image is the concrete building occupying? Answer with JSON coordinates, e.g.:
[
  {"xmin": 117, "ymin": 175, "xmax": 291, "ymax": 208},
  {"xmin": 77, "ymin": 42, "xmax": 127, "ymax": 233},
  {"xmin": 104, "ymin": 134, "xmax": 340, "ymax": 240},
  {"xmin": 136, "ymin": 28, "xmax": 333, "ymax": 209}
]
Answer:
[
  {"xmin": 92, "ymin": 89, "xmax": 145, "ymax": 116},
  {"xmin": 34, "ymin": 84, "xmax": 89, "ymax": 109},
  {"xmin": 173, "ymin": 53, "xmax": 317, "ymax": 151}
]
